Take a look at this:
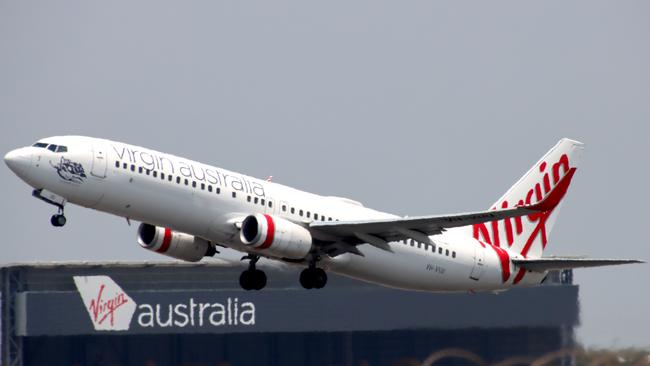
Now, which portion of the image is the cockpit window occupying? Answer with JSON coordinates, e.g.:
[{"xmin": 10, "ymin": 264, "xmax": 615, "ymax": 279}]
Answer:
[{"xmin": 35, "ymin": 143, "xmax": 68, "ymax": 153}]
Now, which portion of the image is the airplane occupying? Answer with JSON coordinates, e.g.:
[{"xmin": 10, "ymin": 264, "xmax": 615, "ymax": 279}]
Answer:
[{"xmin": 4, "ymin": 136, "xmax": 642, "ymax": 292}]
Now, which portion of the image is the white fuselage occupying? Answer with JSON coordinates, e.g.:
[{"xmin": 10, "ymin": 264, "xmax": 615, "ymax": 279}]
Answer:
[{"xmin": 7, "ymin": 136, "xmax": 545, "ymax": 292}]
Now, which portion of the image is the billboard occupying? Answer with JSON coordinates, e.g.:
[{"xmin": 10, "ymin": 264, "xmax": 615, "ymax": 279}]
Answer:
[{"xmin": 13, "ymin": 274, "xmax": 579, "ymax": 336}]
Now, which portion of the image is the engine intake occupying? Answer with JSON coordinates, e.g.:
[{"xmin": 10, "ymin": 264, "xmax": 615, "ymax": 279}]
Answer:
[
  {"xmin": 137, "ymin": 223, "xmax": 212, "ymax": 262},
  {"xmin": 240, "ymin": 214, "xmax": 312, "ymax": 259}
]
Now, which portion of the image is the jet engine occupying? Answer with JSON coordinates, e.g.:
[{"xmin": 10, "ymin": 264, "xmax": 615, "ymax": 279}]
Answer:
[
  {"xmin": 137, "ymin": 223, "xmax": 213, "ymax": 262},
  {"xmin": 240, "ymin": 214, "xmax": 312, "ymax": 259}
]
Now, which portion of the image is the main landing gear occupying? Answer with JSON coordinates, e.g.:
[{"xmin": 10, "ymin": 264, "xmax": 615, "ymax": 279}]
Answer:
[
  {"xmin": 300, "ymin": 260, "xmax": 328, "ymax": 290},
  {"xmin": 239, "ymin": 254, "xmax": 328, "ymax": 290},
  {"xmin": 239, "ymin": 255, "xmax": 267, "ymax": 291},
  {"xmin": 32, "ymin": 189, "xmax": 67, "ymax": 227}
]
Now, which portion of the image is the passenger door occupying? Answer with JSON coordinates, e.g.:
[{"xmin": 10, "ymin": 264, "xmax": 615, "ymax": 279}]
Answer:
[
  {"xmin": 90, "ymin": 145, "xmax": 107, "ymax": 178},
  {"xmin": 470, "ymin": 244, "xmax": 485, "ymax": 281}
]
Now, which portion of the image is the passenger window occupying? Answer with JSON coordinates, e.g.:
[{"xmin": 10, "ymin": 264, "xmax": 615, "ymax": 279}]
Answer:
[
  {"xmin": 115, "ymin": 161, "xmax": 120, "ymax": 168},
  {"xmin": 431, "ymin": 245, "xmax": 436, "ymax": 253},
  {"xmin": 56, "ymin": 146, "xmax": 67, "ymax": 153},
  {"xmin": 168, "ymin": 175, "xmax": 172, "ymax": 182},
  {"xmin": 123, "ymin": 163, "xmax": 128, "ymax": 169},
  {"xmin": 299, "ymin": 210, "xmax": 303, "ymax": 217},
  {"xmin": 153, "ymin": 171, "xmax": 158, "ymax": 178},
  {"xmin": 328, "ymin": 217, "xmax": 332, "ymax": 221},
  {"xmin": 247, "ymin": 196, "xmax": 252, "ymax": 202},
  {"xmin": 200, "ymin": 183, "xmax": 205, "ymax": 190},
  {"xmin": 192, "ymin": 181, "xmax": 197, "ymax": 188},
  {"xmin": 232, "ymin": 192, "xmax": 236, "ymax": 198},
  {"xmin": 216, "ymin": 187, "xmax": 221, "ymax": 194},
  {"xmin": 291, "ymin": 208, "xmax": 295, "ymax": 214},
  {"xmin": 208, "ymin": 185, "xmax": 213, "ymax": 192},
  {"xmin": 445, "ymin": 249, "xmax": 449, "ymax": 256},
  {"xmin": 176, "ymin": 177, "xmax": 181, "ymax": 184},
  {"xmin": 254, "ymin": 197, "xmax": 259, "ymax": 204},
  {"xmin": 314, "ymin": 214, "xmax": 319, "ymax": 220},
  {"xmin": 184, "ymin": 179, "xmax": 189, "ymax": 185},
  {"xmin": 438, "ymin": 247, "xmax": 443, "ymax": 254},
  {"xmin": 261, "ymin": 199, "xmax": 265, "ymax": 206},
  {"xmin": 146, "ymin": 169, "xmax": 150, "ymax": 175},
  {"xmin": 138, "ymin": 167, "xmax": 143, "ymax": 173},
  {"xmin": 161, "ymin": 173, "xmax": 165, "ymax": 180},
  {"xmin": 131, "ymin": 165, "xmax": 135, "ymax": 172},
  {"xmin": 452, "ymin": 251, "xmax": 456, "ymax": 258},
  {"xmin": 282, "ymin": 205, "xmax": 287, "ymax": 212},
  {"xmin": 48, "ymin": 144, "xmax": 57, "ymax": 152},
  {"xmin": 306, "ymin": 212, "xmax": 311, "ymax": 218}
]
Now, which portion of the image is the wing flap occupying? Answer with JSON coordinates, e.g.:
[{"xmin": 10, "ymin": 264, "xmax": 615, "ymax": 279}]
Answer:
[{"xmin": 512, "ymin": 257, "xmax": 644, "ymax": 272}]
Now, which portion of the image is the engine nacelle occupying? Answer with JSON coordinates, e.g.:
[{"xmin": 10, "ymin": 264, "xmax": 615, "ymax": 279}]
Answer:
[
  {"xmin": 240, "ymin": 214, "xmax": 312, "ymax": 259},
  {"xmin": 137, "ymin": 223, "xmax": 211, "ymax": 262}
]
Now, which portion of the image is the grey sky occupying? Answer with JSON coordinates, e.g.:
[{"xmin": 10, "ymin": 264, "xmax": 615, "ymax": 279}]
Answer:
[{"xmin": 1, "ymin": 0, "xmax": 648, "ymax": 347}]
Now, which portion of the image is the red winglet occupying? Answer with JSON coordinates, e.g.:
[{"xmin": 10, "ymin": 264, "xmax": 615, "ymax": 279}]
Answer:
[{"xmin": 529, "ymin": 167, "xmax": 577, "ymax": 212}]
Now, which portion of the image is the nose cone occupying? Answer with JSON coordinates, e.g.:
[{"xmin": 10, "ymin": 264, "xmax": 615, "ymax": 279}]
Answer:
[{"xmin": 4, "ymin": 148, "xmax": 32, "ymax": 179}]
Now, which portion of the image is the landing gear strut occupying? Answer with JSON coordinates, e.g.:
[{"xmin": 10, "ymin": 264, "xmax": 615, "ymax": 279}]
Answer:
[
  {"xmin": 239, "ymin": 255, "xmax": 267, "ymax": 291},
  {"xmin": 300, "ymin": 258, "xmax": 328, "ymax": 290}
]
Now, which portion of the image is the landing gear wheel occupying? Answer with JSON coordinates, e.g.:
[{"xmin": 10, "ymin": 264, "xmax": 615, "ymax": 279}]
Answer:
[
  {"xmin": 50, "ymin": 214, "xmax": 66, "ymax": 227},
  {"xmin": 300, "ymin": 267, "xmax": 328, "ymax": 289},
  {"xmin": 252, "ymin": 269, "xmax": 267, "ymax": 290},
  {"xmin": 300, "ymin": 269, "xmax": 314, "ymax": 289},
  {"xmin": 312, "ymin": 268, "xmax": 327, "ymax": 289},
  {"xmin": 239, "ymin": 254, "xmax": 267, "ymax": 291},
  {"xmin": 239, "ymin": 270, "xmax": 254, "ymax": 291}
]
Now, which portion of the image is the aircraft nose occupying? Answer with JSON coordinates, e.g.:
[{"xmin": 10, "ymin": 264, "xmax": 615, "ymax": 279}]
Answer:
[{"xmin": 4, "ymin": 148, "xmax": 32, "ymax": 178}]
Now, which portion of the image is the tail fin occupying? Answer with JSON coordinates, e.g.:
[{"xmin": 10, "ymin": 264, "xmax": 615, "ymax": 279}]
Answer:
[{"xmin": 472, "ymin": 138, "xmax": 584, "ymax": 258}]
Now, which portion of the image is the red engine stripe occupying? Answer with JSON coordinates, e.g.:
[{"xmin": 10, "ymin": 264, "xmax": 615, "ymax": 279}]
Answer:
[
  {"xmin": 259, "ymin": 215, "xmax": 275, "ymax": 249},
  {"xmin": 157, "ymin": 228, "xmax": 172, "ymax": 253}
]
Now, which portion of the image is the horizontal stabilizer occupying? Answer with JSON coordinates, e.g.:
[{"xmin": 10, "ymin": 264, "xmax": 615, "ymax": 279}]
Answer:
[{"xmin": 512, "ymin": 257, "xmax": 644, "ymax": 272}]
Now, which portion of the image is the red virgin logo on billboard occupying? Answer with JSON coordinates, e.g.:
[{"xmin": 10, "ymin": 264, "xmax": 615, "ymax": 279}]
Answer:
[
  {"xmin": 89, "ymin": 283, "xmax": 130, "ymax": 327},
  {"xmin": 74, "ymin": 276, "xmax": 137, "ymax": 331}
]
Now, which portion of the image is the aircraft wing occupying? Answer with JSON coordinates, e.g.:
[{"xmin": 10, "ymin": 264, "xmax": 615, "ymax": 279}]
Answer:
[
  {"xmin": 512, "ymin": 257, "xmax": 644, "ymax": 272},
  {"xmin": 312, "ymin": 206, "xmax": 541, "ymax": 248},
  {"xmin": 310, "ymin": 168, "xmax": 575, "ymax": 254}
]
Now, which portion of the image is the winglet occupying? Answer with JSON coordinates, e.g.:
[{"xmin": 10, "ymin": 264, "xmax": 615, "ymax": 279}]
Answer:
[{"xmin": 528, "ymin": 167, "xmax": 577, "ymax": 212}]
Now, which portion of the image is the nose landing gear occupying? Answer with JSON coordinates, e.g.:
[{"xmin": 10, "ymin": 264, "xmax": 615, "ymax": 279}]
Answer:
[
  {"xmin": 239, "ymin": 255, "xmax": 267, "ymax": 291},
  {"xmin": 32, "ymin": 189, "xmax": 67, "ymax": 227}
]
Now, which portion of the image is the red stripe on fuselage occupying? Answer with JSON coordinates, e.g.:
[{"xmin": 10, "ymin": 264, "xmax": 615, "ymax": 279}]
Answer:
[
  {"xmin": 259, "ymin": 214, "xmax": 275, "ymax": 249},
  {"xmin": 513, "ymin": 267, "xmax": 527, "ymax": 284},
  {"xmin": 485, "ymin": 242, "xmax": 511, "ymax": 283},
  {"xmin": 157, "ymin": 228, "xmax": 172, "ymax": 253}
]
